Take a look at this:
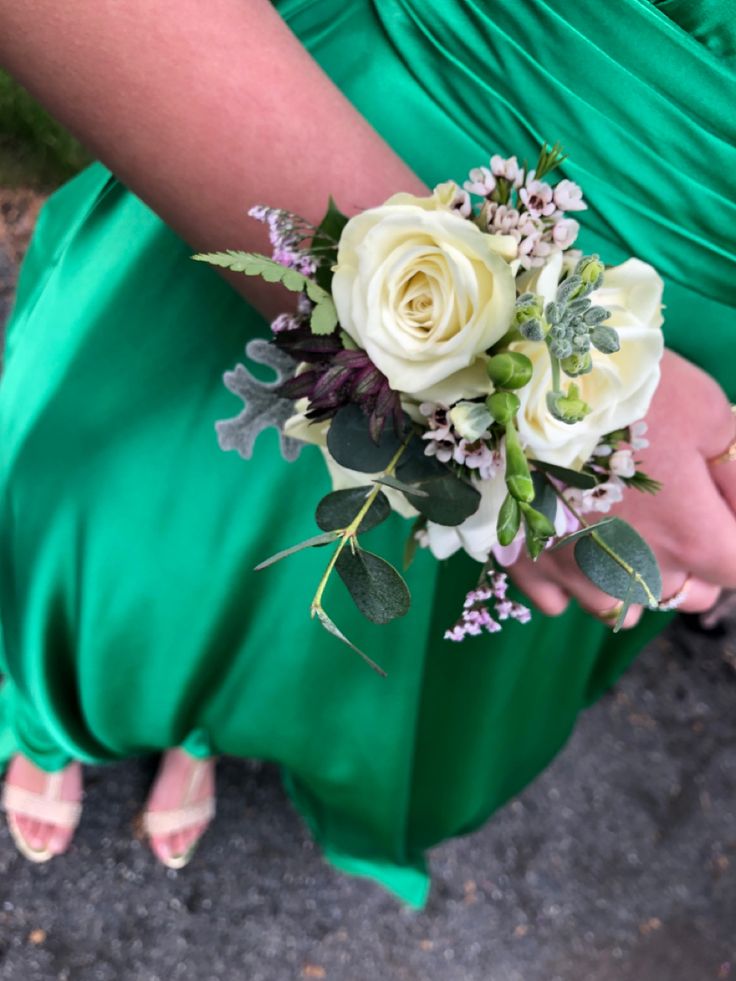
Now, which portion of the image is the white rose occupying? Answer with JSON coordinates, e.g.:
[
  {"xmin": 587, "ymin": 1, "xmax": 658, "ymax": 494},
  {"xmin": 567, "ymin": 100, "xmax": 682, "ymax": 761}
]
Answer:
[
  {"xmin": 424, "ymin": 469, "xmax": 508, "ymax": 562},
  {"xmin": 511, "ymin": 254, "xmax": 664, "ymax": 468},
  {"xmin": 283, "ymin": 403, "xmax": 418, "ymax": 519},
  {"xmin": 332, "ymin": 193, "xmax": 517, "ymax": 405}
]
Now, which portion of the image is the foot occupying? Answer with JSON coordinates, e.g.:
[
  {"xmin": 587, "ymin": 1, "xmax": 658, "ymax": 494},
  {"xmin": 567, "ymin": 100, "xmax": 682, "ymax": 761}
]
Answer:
[
  {"xmin": 143, "ymin": 748, "xmax": 215, "ymax": 868},
  {"xmin": 2, "ymin": 755, "xmax": 83, "ymax": 860}
]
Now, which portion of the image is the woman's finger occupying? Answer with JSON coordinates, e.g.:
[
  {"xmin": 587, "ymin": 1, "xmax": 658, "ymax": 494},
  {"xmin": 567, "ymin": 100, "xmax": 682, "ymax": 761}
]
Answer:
[
  {"xmin": 507, "ymin": 556, "xmax": 570, "ymax": 617},
  {"xmin": 659, "ymin": 574, "xmax": 721, "ymax": 614},
  {"xmin": 668, "ymin": 459, "xmax": 736, "ymax": 588}
]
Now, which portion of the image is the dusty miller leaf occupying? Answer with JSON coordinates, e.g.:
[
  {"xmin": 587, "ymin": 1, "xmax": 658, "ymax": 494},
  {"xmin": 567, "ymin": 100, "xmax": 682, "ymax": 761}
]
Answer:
[{"xmin": 216, "ymin": 338, "xmax": 302, "ymax": 462}]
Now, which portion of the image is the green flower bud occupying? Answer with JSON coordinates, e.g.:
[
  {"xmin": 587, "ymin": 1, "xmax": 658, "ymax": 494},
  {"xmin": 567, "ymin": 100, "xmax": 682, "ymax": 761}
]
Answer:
[
  {"xmin": 449, "ymin": 401, "xmax": 493, "ymax": 440},
  {"xmin": 486, "ymin": 390, "xmax": 520, "ymax": 425},
  {"xmin": 560, "ymin": 351, "xmax": 593, "ymax": 377},
  {"xmin": 546, "ymin": 384, "xmax": 591, "ymax": 424},
  {"xmin": 512, "ymin": 293, "xmax": 544, "ymax": 330},
  {"xmin": 520, "ymin": 501, "xmax": 556, "ymax": 539},
  {"xmin": 575, "ymin": 254, "xmax": 605, "ymax": 290},
  {"xmin": 590, "ymin": 324, "xmax": 621, "ymax": 354},
  {"xmin": 486, "ymin": 352, "xmax": 534, "ymax": 389},
  {"xmin": 504, "ymin": 422, "xmax": 534, "ymax": 502},
  {"xmin": 497, "ymin": 493, "xmax": 521, "ymax": 547}
]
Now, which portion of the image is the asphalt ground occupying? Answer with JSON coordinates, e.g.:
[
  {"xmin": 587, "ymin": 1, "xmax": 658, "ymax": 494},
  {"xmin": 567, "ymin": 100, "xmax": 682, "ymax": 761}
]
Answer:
[{"xmin": 1, "ymin": 234, "xmax": 735, "ymax": 981}]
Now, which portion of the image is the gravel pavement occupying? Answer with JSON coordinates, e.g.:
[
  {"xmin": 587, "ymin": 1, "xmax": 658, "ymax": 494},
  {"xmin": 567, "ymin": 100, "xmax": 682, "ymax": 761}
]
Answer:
[{"xmin": 1, "ymin": 232, "xmax": 735, "ymax": 981}]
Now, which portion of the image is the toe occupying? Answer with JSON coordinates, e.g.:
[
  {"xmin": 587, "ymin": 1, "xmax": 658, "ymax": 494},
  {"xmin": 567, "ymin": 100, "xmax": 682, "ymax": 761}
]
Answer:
[
  {"xmin": 150, "ymin": 834, "xmax": 173, "ymax": 865},
  {"xmin": 48, "ymin": 826, "xmax": 74, "ymax": 856},
  {"xmin": 27, "ymin": 819, "xmax": 50, "ymax": 851}
]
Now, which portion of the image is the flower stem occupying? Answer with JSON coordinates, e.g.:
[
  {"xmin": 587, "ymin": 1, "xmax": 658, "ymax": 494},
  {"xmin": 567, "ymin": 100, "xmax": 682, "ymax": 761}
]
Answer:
[{"xmin": 310, "ymin": 433, "xmax": 413, "ymax": 615}]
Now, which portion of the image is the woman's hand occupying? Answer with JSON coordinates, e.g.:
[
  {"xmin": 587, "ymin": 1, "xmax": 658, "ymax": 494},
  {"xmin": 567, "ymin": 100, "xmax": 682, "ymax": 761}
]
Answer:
[{"xmin": 510, "ymin": 349, "xmax": 736, "ymax": 626}]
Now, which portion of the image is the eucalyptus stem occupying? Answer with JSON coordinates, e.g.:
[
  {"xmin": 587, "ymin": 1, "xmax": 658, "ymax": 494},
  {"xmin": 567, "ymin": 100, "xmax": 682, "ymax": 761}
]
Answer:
[
  {"xmin": 310, "ymin": 434, "xmax": 413, "ymax": 615},
  {"xmin": 544, "ymin": 476, "xmax": 659, "ymax": 609},
  {"xmin": 550, "ymin": 353, "xmax": 562, "ymax": 395}
]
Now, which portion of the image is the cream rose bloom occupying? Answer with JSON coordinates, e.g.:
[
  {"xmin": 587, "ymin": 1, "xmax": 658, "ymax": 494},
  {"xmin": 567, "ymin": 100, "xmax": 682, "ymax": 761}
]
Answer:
[
  {"xmin": 331, "ymin": 191, "xmax": 517, "ymax": 405},
  {"xmin": 511, "ymin": 253, "xmax": 665, "ymax": 468},
  {"xmin": 283, "ymin": 403, "xmax": 418, "ymax": 519}
]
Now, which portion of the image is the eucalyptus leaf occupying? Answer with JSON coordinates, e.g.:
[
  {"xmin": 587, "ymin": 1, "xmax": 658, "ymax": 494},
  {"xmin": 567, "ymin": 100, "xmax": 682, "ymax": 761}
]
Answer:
[
  {"xmin": 327, "ymin": 404, "xmax": 404, "ymax": 472},
  {"xmin": 574, "ymin": 517, "xmax": 662, "ymax": 606},
  {"xmin": 404, "ymin": 472, "xmax": 481, "ymax": 526},
  {"xmin": 551, "ymin": 517, "xmax": 615, "ymax": 549},
  {"xmin": 313, "ymin": 606, "xmax": 387, "ymax": 677},
  {"xmin": 255, "ymin": 531, "xmax": 338, "ymax": 571},
  {"xmin": 315, "ymin": 487, "xmax": 391, "ymax": 533},
  {"xmin": 336, "ymin": 547, "xmax": 411, "ymax": 624},
  {"xmin": 373, "ymin": 475, "xmax": 429, "ymax": 498},
  {"xmin": 529, "ymin": 458, "xmax": 599, "ymax": 490}
]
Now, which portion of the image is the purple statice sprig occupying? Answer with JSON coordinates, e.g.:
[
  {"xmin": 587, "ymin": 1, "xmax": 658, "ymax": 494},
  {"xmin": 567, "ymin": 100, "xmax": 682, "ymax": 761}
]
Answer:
[
  {"xmin": 248, "ymin": 204, "xmax": 339, "ymax": 278},
  {"xmin": 462, "ymin": 142, "xmax": 587, "ymax": 270},
  {"xmin": 444, "ymin": 570, "xmax": 531, "ymax": 642}
]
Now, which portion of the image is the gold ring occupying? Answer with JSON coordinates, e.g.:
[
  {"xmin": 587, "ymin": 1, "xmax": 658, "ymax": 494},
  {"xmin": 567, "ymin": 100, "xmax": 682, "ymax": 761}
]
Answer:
[
  {"xmin": 658, "ymin": 572, "xmax": 693, "ymax": 612},
  {"xmin": 708, "ymin": 406, "xmax": 736, "ymax": 465}
]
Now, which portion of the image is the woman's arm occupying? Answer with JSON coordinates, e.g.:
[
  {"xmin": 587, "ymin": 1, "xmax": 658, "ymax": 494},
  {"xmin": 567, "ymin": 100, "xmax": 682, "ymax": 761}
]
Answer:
[
  {"xmin": 2, "ymin": 0, "xmax": 735, "ymax": 614},
  {"xmin": 0, "ymin": 0, "xmax": 427, "ymax": 316}
]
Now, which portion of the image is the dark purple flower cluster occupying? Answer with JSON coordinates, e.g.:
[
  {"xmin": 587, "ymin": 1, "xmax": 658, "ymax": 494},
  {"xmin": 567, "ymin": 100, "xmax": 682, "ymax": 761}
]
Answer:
[{"xmin": 275, "ymin": 327, "xmax": 403, "ymax": 443}]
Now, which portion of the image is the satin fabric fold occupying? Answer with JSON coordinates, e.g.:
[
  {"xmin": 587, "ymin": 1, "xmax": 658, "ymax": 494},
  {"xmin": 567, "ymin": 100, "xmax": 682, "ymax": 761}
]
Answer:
[{"xmin": 0, "ymin": 0, "xmax": 733, "ymax": 905}]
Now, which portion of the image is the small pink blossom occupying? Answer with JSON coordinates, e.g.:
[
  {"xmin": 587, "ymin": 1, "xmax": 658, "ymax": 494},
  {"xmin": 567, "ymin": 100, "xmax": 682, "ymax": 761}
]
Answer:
[
  {"xmin": 583, "ymin": 479, "xmax": 625, "ymax": 513},
  {"xmin": 610, "ymin": 449, "xmax": 636, "ymax": 478},
  {"xmin": 490, "ymin": 154, "xmax": 524, "ymax": 187},
  {"xmin": 554, "ymin": 179, "xmax": 587, "ymax": 212},
  {"xmin": 629, "ymin": 420, "xmax": 649, "ymax": 450},
  {"xmin": 552, "ymin": 217, "xmax": 580, "ymax": 249},
  {"xmin": 453, "ymin": 440, "xmax": 499, "ymax": 480},
  {"xmin": 270, "ymin": 312, "xmax": 301, "ymax": 333},
  {"xmin": 464, "ymin": 166, "xmax": 496, "ymax": 197},
  {"xmin": 519, "ymin": 179, "xmax": 556, "ymax": 219}
]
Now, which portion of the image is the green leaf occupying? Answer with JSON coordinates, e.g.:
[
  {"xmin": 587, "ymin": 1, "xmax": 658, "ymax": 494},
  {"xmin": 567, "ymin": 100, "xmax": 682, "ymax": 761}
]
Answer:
[
  {"xmin": 313, "ymin": 606, "xmax": 387, "ymax": 676},
  {"xmin": 192, "ymin": 251, "xmax": 333, "ymax": 304},
  {"xmin": 530, "ymin": 471, "xmax": 558, "ymax": 525},
  {"xmin": 254, "ymin": 531, "xmax": 338, "ymax": 571},
  {"xmin": 497, "ymin": 493, "xmax": 521, "ymax": 547},
  {"xmin": 312, "ymin": 197, "xmax": 349, "ymax": 292},
  {"xmin": 551, "ymin": 517, "xmax": 616, "ymax": 549},
  {"xmin": 372, "ymin": 474, "xmax": 429, "ymax": 498},
  {"xmin": 395, "ymin": 439, "xmax": 481, "ymax": 525},
  {"xmin": 315, "ymin": 487, "xmax": 391, "ymax": 533},
  {"xmin": 327, "ymin": 404, "xmax": 404, "ymax": 473},
  {"xmin": 310, "ymin": 298, "xmax": 339, "ymax": 335},
  {"xmin": 406, "ymin": 474, "xmax": 481, "ymax": 526},
  {"xmin": 574, "ymin": 517, "xmax": 662, "ymax": 606},
  {"xmin": 336, "ymin": 546, "xmax": 411, "ymax": 624},
  {"xmin": 529, "ymin": 458, "xmax": 599, "ymax": 490}
]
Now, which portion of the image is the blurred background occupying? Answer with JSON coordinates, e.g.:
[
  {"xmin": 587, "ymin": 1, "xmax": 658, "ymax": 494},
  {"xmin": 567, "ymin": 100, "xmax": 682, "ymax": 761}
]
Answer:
[{"xmin": 0, "ymin": 70, "xmax": 735, "ymax": 981}]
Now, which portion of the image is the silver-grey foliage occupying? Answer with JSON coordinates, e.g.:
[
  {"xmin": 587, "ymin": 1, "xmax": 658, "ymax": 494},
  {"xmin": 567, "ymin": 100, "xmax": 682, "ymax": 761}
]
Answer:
[{"xmin": 216, "ymin": 339, "xmax": 303, "ymax": 462}]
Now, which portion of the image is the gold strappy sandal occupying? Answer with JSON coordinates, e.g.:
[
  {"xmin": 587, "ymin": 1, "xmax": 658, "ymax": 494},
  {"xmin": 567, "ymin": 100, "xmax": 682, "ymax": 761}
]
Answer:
[
  {"xmin": 142, "ymin": 756, "xmax": 215, "ymax": 870},
  {"xmin": 2, "ymin": 768, "xmax": 82, "ymax": 863}
]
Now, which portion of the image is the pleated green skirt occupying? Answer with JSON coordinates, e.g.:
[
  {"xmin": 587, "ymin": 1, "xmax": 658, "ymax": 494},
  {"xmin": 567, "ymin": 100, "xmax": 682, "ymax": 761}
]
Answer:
[{"xmin": 1, "ymin": 0, "xmax": 735, "ymax": 906}]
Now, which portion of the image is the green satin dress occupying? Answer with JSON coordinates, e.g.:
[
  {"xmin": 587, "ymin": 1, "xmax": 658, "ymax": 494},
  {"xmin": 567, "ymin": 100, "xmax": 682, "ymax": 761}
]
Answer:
[{"xmin": 1, "ymin": 0, "xmax": 734, "ymax": 906}]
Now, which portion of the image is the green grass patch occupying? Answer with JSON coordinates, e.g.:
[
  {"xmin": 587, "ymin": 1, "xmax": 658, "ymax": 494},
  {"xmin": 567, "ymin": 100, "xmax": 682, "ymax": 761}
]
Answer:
[{"xmin": 0, "ymin": 70, "xmax": 90, "ymax": 189}]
